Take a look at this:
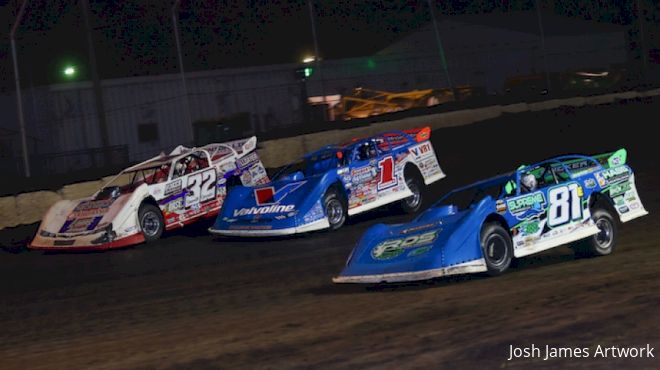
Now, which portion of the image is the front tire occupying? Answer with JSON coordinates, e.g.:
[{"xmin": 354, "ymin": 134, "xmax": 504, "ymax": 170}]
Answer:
[
  {"xmin": 575, "ymin": 208, "xmax": 617, "ymax": 257},
  {"xmin": 323, "ymin": 189, "xmax": 347, "ymax": 231},
  {"xmin": 480, "ymin": 222, "xmax": 513, "ymax": 276},
  {"xmin": 138, "ymin": 203, "xmax": 164, "ymax": 242}
]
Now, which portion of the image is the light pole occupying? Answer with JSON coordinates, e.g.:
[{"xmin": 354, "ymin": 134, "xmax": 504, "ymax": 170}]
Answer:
[
  {"xmin": 535, "ymin": 0, "xmax": 552, "ymax": 94},
  {"xmin": 307, "ymin": 0, "xmax": 326, "ymax": 104},
  {"xmin": 81, "ymin": 0, "xmax": 110, "ymax": 152},
  {"xmin": 10, "ymin": 0, "xmax": 31, "ymax": 177},
  {"xmin": 172, "ymin": 0, "xmax": 195, "ymax": 144},
  {"xmin": 427, "ymin": 0, "xmax": 453, "ymax": 89},
  {"xmin": 636, "ymin": 0, "xmax": 648, "ymax": 76}
]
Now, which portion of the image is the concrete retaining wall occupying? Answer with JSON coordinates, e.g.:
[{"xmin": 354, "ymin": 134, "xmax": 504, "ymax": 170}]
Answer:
[{"xmin": 1, "ymin": 89, "xmax": 658, "ymax": 230}]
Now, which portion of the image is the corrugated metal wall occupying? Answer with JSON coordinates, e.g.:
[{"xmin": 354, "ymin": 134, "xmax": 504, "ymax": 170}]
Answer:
[{"xmin": 2, "ymin": 20, "xmax": 626, "ymax": 166}]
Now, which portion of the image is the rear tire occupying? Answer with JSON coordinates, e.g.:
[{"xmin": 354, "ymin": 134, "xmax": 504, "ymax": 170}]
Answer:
[
  {"xmin": 138, "ymin": 203, "xmax": 164, "ymax": 242},
  {"xmin": 323, "ymin": 189, "xmax": 347, "ymax": 231},
  {"xmin": 400, "ymin": 175, "xmax": 423, "ymax": 214},
  {"xmin": 480, "ymin": 222, "xmax": 513, "ymax": 276},
  {"xmin": 575, "ymin": 208, "xmax": 617, "ymax": 257}
]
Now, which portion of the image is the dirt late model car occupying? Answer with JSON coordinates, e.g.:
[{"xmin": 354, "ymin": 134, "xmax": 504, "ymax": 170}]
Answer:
[
  {"xmin": 334, "ymin": 149, "xmax": 647, "ymax": 283},
  {"xmin": 209, "ymin": 127, "xmax": 446, "ymax": 236},
  {"xmin": 29, "ymin": 137, "xmax": 269, "ymax": 251}
]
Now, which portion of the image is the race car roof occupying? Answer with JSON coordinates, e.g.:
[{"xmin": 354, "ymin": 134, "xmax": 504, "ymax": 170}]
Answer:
[{"xmin": 432, "ymin": 172, "xmax": 515, "ymax": 207}]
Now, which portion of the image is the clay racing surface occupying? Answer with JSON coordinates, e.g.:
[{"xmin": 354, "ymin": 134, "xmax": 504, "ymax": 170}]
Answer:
[{"xmin": 1, "ymin": 98, "xmax": 658, "ymax": 369}]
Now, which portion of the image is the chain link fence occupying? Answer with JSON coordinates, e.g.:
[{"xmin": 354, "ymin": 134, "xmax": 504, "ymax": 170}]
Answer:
[{"xmin": 2, "ymin": 2, "xmax": 657, "ymax": 194}]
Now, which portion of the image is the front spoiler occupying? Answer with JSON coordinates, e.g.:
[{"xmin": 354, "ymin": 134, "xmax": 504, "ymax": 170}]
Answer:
[
  {"xmin": 333, "ymin": 259, "xmax": 487, "ymax": 284},
  {"xmin": 28, "ymin": 233, "xmax": 145, "ymax": 252},
  {"xmin": 209, "ymin": 218, "xmax": 330, "ymax": 237}
]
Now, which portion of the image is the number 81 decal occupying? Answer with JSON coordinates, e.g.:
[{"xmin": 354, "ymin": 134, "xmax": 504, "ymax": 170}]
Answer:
[{"xmin": 547, "ymin": 183, "xmax": 583, "ymax": 227}]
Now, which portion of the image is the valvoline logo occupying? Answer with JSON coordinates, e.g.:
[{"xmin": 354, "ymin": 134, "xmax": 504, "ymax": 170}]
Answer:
[{"xmin": 233, "ymin": 181, "xmax": 306, "ymax": 217}]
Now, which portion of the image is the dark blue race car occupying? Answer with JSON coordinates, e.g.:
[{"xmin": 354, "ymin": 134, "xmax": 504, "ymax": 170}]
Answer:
[
  {"xmin": 209, "ymin": 127, "xmax": 446, "ymax": 236},
  {"xmin": 334, "ymin": 149, "xmax": 648, "ymax": 283}
]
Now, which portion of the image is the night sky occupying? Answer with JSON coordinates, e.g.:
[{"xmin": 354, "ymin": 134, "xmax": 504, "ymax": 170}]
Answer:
[{"xmin": 0, "ymin": 1, "xmax": 655, "ymax": 93}]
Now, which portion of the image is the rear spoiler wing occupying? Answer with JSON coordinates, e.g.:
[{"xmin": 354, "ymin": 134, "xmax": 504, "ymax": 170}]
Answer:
[
  {"xmin": 593, "ymin": 148, "xmax": 627, "ymax": 168},
  {"xmin": 347, "ymin": 126, "xmax": 432, "ymax": 147},
  {"xmin": 200, "ymin": 136, "xmax": 258, "ymax": 160},
  {"xmin": 402, "ymin": 126, "xmax": 431, "ymax": 142}
]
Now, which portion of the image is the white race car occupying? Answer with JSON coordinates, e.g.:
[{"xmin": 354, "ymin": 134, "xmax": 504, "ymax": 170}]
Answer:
[{"xmin": 29, "ymin": 137, "xmax": 268, "ymax": 251}]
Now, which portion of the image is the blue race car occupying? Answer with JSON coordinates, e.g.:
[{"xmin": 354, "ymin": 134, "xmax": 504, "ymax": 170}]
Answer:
[
  {"xmin": 209, "ymin": 127, "xmax": 446, "ymax": 236},
  {"xmin": 333, "ymin": 149, "xmax": 648, "ymax": 283}
]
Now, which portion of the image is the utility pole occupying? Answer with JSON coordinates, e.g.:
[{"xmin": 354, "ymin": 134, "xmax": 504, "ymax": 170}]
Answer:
[
  {"xmin": 307, "ymin": 0, "xmax": 326, "ymax": 116},
  {"xmin": 427, "ymin": 0, "xmax": 453, "ymax": 89},
  {"xmin": 172, "ymin": 0, "xmax": 195, "ymax": 143},
  {"xmin": 81, "ymin": 0, "xmax": 110, "ymax": 156},
  {"xmin": 10, "ymin": 0, "xmax": 31, "ymax": 177},
  {"xmin": 535, "ymin": 0, "xmax": 552, "ymax": 94},
  {"xmin": 636, "ymin": 0, "xmax": 648, "ymax": 76}
]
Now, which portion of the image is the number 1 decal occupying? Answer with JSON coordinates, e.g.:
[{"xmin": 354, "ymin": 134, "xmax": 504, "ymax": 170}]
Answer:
[
  {"xmin": 548, "ymin": 183, "xmax": 582, "ymax": 227},
  {"xmin": 378, "ymin": 156, "xmax": 397, "ymax": 190}
]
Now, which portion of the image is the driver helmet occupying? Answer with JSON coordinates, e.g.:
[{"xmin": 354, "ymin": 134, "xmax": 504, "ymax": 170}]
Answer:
[
  {"xmin": 175, "ymin": 161, "xmax": 186, "ymax": 177},
  {"xmin": 358, "ymin": 143, "xmax": 376, "ymax": 160},
  {"xmin": 521, "ymin": 173, "xmax": 537, "ymax": 192}
]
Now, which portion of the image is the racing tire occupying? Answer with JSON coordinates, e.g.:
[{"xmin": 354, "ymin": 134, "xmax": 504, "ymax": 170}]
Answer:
[
  {"xmin": 138, "ymin": 203, "xmax": 164, "ymax": 242},
  {"xmin": 323, "ymin": 189, "xmax": 347, "ymax": 231},
  {"xmin": 480, "ymin": 222, "xmax": 513, "ymax": 276},
  {"xmin": 574, "ymin": 208, "xmax": 617, "ymax": 257},
  {"xmin": 400, "ymin": 175, "xmax": 423, "ymax": 214}
]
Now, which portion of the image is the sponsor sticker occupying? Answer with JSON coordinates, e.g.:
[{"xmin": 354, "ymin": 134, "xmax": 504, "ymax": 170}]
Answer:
[
  {"xmin": 506, "ymin": 192, "xmax": 546, "ymax": 216},
  {"xmin": 303, "ymin": 201, "xmax": 324, "ymax": 223},
  {"xmin": 522, "ymin": 220, "xmax": 540, "ymax": 235},
  {"xmin": 165, "ymin": 179, "xmax": 183, "ymax": 197},
  {"xmin": 234, "ymin": 204, "xmax": 296, "ymax": 217},
  {"xmin": 609, "ymin": 182, "xmax": 631, "ymax": 197},
  {"xmin": 70, "ymin": 199, "xmax": 113, "ymax": 219},
  {"xmin": 351, "ymin": 166, "xmax": 376, "ymax": 183},
  {"xmin": 496, "ymin": 199, "xmax": 507, "ymax": 213},
  {"xmin": 371, "ymin": 231, "xmax": 438, "ymax": 260},
  {"xmin": 407, "ymin": 245, "xmax": 432, "ymax": 258},
  {"xmin": 236, "ymin": 152, "xmax": 259, "ymax": 169},
  {"xmin": 584, "ymin": 178, "xmax": 597, "ymax": 189},
  {"xmin": 601, "ymin": 167, "xmax": 630, "ymax": 183},
  {"xmin": 409, "ymin": 142, "xmax": 432, "ymax": 158}
]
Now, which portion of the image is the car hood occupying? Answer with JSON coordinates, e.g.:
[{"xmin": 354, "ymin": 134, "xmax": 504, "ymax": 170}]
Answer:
[
  {"xmin": 337, "ymin": 197, "xmax": 495, "ymax": 278},
  {"xmin": 218, "ymin": 174, "xmax": 331, "ymax": 224},
  {"xmin": 40, "ymin": 194, "xmax": 132, "ymax": 236}
]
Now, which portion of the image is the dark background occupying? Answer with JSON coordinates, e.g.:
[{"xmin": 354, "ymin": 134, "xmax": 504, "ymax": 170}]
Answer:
[{"xmin": 0, "ymin": 0, "xmax": 656, "ymax": 91}]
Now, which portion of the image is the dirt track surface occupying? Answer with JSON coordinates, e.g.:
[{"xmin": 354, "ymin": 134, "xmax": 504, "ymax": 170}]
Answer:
[{"xmin": 1, "ymin": 97, "xmax": 659, "ymax": 369}]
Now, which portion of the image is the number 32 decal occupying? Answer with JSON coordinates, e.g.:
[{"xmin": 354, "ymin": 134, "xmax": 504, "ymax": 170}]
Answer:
[
  {"xmin": 548, "ymin": 183, "xmax": 582, "ymax": 227},
  {"xmin": 185, "ymin": 169, "xmax": 217, "ymax": 207}
]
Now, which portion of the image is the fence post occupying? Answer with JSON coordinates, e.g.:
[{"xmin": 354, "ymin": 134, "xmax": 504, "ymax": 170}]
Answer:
[{"xmin": 10, "ymin": 0, "xmax": 31, "ymax": 178}]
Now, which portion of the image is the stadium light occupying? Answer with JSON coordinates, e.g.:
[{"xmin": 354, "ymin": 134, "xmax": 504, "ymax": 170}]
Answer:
[{"xmin": 63, "ymin": 66, "xmax": 76, "ymax": 77}]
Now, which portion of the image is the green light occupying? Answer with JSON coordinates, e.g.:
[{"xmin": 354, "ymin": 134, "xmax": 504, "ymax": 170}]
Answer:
[
  {"xmin": 367, "ymin": 59, "xmax": 376, "ymax": 69},
  {"xmin": 304, "ymin": 67, "xmax": 313, "ymax": 78},
  {"xmin": 63, "ymin": 66, "xmax": 76, "ymax": 77}
]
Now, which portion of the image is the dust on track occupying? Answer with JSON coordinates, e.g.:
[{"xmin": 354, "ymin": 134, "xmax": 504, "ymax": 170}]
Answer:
[{"xmin": 1, "ymin": 97, "xmax": 659, "ymax": 369}]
